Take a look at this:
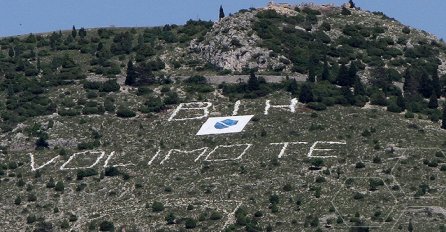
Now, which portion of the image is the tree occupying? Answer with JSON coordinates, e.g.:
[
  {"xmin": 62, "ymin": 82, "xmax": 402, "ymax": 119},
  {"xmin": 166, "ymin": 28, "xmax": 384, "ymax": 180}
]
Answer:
[
  {"xmin": 99, "ymin": 221, "xmax": 114, "ymax": 231},
  {"xmin": 341, "ymin": 7, "xmax": 351, "ymax": 15},
  {"xmin": 35, "ymin": 136, "xmax": 49, "ymax": 150},
  {"xmin": 432, "ymin": 68, "xmax": 441, "ymax": 97},
  {"xmin": 287, "ymin": 79, "xmax": 298, "ymax": 95},
  {"xmin": 219, "ymin": 5, "xmax": 225, "ymax": 20},
  {"xmin": 152, "ymin": 201, "xmax": 165, "ymax": 212},
  {"xmin": 428, "ymin": 92, "xmax": 438, "ymax": 109},
  {"xmin": 125, "ymin": 59, "xmax": 136, "ymax": 86},
  {"xmin": 403, "ymin": 68, "xmax": 418, "ymax": 98},
  {"xmin": 442, "ymin": 103, "xmax": 446, "ymax": 130},
  {"xmin": 336, "ymin": 64, "xmax": 349, "ymax": 86},
  {"xmin": 78, "ymin": 27, "xmax": 87, "ymax": 38},
  {"xmin": 307, "ymin": 67, "xmax": 316, "ymax": 82},
  {"xmin": 55, "ymin": 181, "xmax": 64, "ymax": 192},
  {"xmin": 349, "ymin": 0, "xmax": 356, "ymax": 8},
  {"xmin": 71, "ymin": 25, "xmax": 77, "ymax": 38},
  {"xmin": 353, "ymin": 78, "xmax": 366, "ymax": 96},
  {"xmin": 321, "ymin": 59, "xmax": 330, "ymax": 81},
  {"xmin": 165, "ymin": 212, "xmax": 176, "ymax": 224},
  {"xmin": 185, "ymin": 218, "xmax": 197, "ymax": 229},
  {"xmin": 247, "ymin": 71, "xmax": 260, "ymax": 91},
  {"xmin": 8, "ymin": 47, "xmax": 14, "ymax": 58},
  {"xmin": 347, "ymin": 63, "xmax": 358, "ymax": 87},
  {"xmin": 299, "ymin": 84, "xmax": 313, "ymax": 103},
  {"xmin": 408, "ymin": 219, "xmax": 414, "ymax": 232},
  {"xmin": 418, "ymin": 72, "xmax": 433, "ymax": 98}
]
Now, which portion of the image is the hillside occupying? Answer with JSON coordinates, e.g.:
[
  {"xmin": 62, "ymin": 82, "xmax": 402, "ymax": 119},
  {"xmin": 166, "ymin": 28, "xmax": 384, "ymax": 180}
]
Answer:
[{"xmin": 0, "ymin": 2, "xmax": 446, "ymax": 232}]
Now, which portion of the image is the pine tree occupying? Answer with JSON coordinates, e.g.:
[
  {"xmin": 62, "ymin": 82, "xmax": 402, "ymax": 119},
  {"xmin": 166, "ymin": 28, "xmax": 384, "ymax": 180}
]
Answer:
[
  {"xmin": 125, "ymin": 59, "xmax": 137, "ymax": 86},
  {"xmin": 299, "ymin": 84, "xmax": 313, "ymax": 103},
  {"xmin": 336, "ymin": 64, "xmax": 349, "ymax": 86},
  {"xmin": 428, "ymin": 92, "xmax": 438, "ymax": 109},
  {"xmin": 321, "ymin": 59, "xmax": 330, "ymax": 81},
  {"xmin": 219, "ymin": 5, "xmax": 225, "ymax": 20},
  {"xmin": 71, "ymin": 25, "xmax": 77, "ymax": 38},
  {"xmin": 442, "ymin": 103, "xmax": 446, "ymax": 129}
]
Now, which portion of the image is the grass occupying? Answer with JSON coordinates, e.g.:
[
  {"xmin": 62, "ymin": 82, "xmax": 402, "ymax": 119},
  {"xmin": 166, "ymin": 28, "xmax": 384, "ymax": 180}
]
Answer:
[{"xmin": 0, "ymin": 91, "xmax": 445, "ymax": 231}]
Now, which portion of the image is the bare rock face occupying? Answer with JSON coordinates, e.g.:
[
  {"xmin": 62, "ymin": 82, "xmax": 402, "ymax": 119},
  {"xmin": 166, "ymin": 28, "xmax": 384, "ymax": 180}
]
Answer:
[{"xmin": 189, "ymin": 11, "xmax": 290, "ymax": 73}]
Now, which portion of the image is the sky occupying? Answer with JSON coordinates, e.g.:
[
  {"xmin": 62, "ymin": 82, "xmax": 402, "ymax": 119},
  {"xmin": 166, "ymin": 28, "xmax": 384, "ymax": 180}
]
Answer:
[{"xmin": 1, "ymin": 0, "xmax": 445, "ymax": 39}]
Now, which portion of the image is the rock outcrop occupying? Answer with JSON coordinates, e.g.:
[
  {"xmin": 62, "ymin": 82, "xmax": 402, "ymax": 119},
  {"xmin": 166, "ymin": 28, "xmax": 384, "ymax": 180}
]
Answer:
[{"xmin": 189, "ymin": 10, "xmax": 290, "ymax": 73}]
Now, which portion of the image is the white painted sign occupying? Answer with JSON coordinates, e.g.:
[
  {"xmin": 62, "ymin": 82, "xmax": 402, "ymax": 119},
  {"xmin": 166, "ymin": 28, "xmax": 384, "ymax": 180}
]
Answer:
[{"xmin": 196, "ymin": 115, "xmax": 254, "ymax": 135}]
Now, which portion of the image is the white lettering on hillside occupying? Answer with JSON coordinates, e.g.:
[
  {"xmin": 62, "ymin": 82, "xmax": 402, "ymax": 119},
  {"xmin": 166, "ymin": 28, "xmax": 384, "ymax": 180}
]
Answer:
[
  {"xmin": 103, "ymin": 151, "xmax": 134, "ymax": 167},
  {"xmin": 160, "ymin": 147, "xmax": 209, "ymax": 165},
  {"xmin": 29, "ymin": 153, "xmax": 59, "ymax": 171},
  {"xmin": 270, "ymin": 142, "xmax": 308, "ymax": 158},
  {"xmin": 307, "ymin": 141, "xmax": 347, "ymax": 158},
  {"xmin": 205, "ymin": 144, "xmax": 252, "ymax": 162},
  {"xmin": 232, "ymin": 100, "xmax": 241, "ymax": 116},
  {"xmin": 60, "ymin": 151, "xmax": 106, "ymax": 170},
  {"xmin": 264, "ymin": 98, "xmax": 298, "ymax": 115},
  {"xmin": 168, "ymin": 102, "xmax": 212, "ymax": 121}
]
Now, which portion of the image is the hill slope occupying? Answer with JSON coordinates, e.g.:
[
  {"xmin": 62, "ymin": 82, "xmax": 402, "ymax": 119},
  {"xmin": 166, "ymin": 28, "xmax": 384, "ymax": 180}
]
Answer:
[{"xmin": 0, "ymin": 2, "xmax": 446, "ymax": 232}]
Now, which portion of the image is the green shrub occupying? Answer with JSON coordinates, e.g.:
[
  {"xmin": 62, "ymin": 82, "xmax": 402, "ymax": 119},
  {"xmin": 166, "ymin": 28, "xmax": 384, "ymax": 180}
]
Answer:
[
  {"xmin": 77, "ymin": 168, "xmax": 98, "ymax": 180},
  {"xmin": 152, "ymin": 201, "xmax": 164, "ymax": 212},
  {"xmin": 185, "ymin": 218, "xmax": 197, "ymax": 229},
  {"xmin": 116, "ymin": 107, "xmax": 136, "ymax": 118},
  {"xmin": 104, "ymin": 166, "xmax": 120, "ymax": 177},
  {"xmin": 307, "ymin": 102, "xmax": 327, "ymax": 111},
  {"xmin": 99, "ymin": 220, "xmax": 114, "ymax": 231}
]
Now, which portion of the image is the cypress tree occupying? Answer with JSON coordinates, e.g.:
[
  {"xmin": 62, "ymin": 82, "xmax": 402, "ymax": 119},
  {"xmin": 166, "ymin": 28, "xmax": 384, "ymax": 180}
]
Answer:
[
  {"xmin": 442, "ymin": 103, "xmax": 446, "ymax": 129},
  {"xmin": 71, "ymin": 25, "xmax": 77, "ymax": 38},
  {"xmin": 347, "ymin": 63, "xmax": 358, "ymax": 87},
  {"xmin": 403, "ymin": 68, "xmax": 418, "ymax": 98},
  {"xmin": 428, "ymin": 92, "xmax": 438, "ymax": 109},
  {"xmin": 418, "ymin": 72, "xmax": 433, "ymax": 98},
  {"xmin": 247, "ymin": 71, "xmax": 260, "ymax": 91},
  {"xmin": 353, "ymin": 78, "xmax": 366, "ymax": 96},
  {"xmin": 299, "ymin": 84, "xmax": 313, "ymax": 103},
  {"xmin": 287, "ymin": 79, "xmax": 298, "ymax": 95},
  {"xmin": 432, "ymin": 68, "xmax": 441, "ymax": 97},
  {"xmin": 349, "ymin": 0, "xmax": 356, "ymax": 8},
  {"xmin": 396, "ymin": 93, "xmax": 406, "ymax": 110},
  {"xmin": 336, "ymin": 64, "xmax": 349, "ymax": 86},
  {"xmin": 307, "ymin": 67, "xmax": 316, "ymax": 83},
  {"xmin": 219, "ymin": 5, "xmax": 225, "ymax": 20},
  {"xmin": 79, "ymin": 27, "xmax": 87, "ymax": 38},
  {"xmin": 341, "ymin": 86, "xmax": 354, "ymax": 105},
  {"xmin": 8, "ymin": 47, "xmax": 14, "ymax": 57},
  {"xmin": 321, "ymin": 59, "xmax": 330, "ymax": 81},
  {"xmin": 408, "ymin": 219, "xmax": 413, "ymax": 232},
  {"xmin": 125, "ymin": 59, "xmax": 137, "ymax": 86}
]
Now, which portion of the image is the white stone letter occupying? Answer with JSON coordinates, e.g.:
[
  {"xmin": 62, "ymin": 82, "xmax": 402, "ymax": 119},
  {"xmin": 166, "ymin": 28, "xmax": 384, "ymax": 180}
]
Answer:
[
  {"xmin": 264, "ymin": 98, "xmax": 298, "ymax": 115},
  {"xmin": 168, "ymin": 102, "xmax": 212, "ymax": 121}
]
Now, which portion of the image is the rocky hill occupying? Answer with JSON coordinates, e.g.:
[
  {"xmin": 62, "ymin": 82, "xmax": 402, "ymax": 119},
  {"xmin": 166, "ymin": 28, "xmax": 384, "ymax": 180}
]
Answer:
[{"xmin": 0, "ymin": 2, "xmax": 446, "ymax": 232}]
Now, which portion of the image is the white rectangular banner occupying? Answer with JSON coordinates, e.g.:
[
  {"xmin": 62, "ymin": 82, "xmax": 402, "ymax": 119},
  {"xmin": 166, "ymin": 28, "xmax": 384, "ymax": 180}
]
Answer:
[{"xmin": 196, "ymin": 115, "xmax": 254, "ymax": 135}]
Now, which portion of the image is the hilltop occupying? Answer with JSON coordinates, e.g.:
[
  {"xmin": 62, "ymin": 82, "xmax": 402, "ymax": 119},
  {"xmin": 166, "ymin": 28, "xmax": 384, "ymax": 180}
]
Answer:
[{"xmin": 0, "ymin": 2, "xmax": 446, "ymax": 232}]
